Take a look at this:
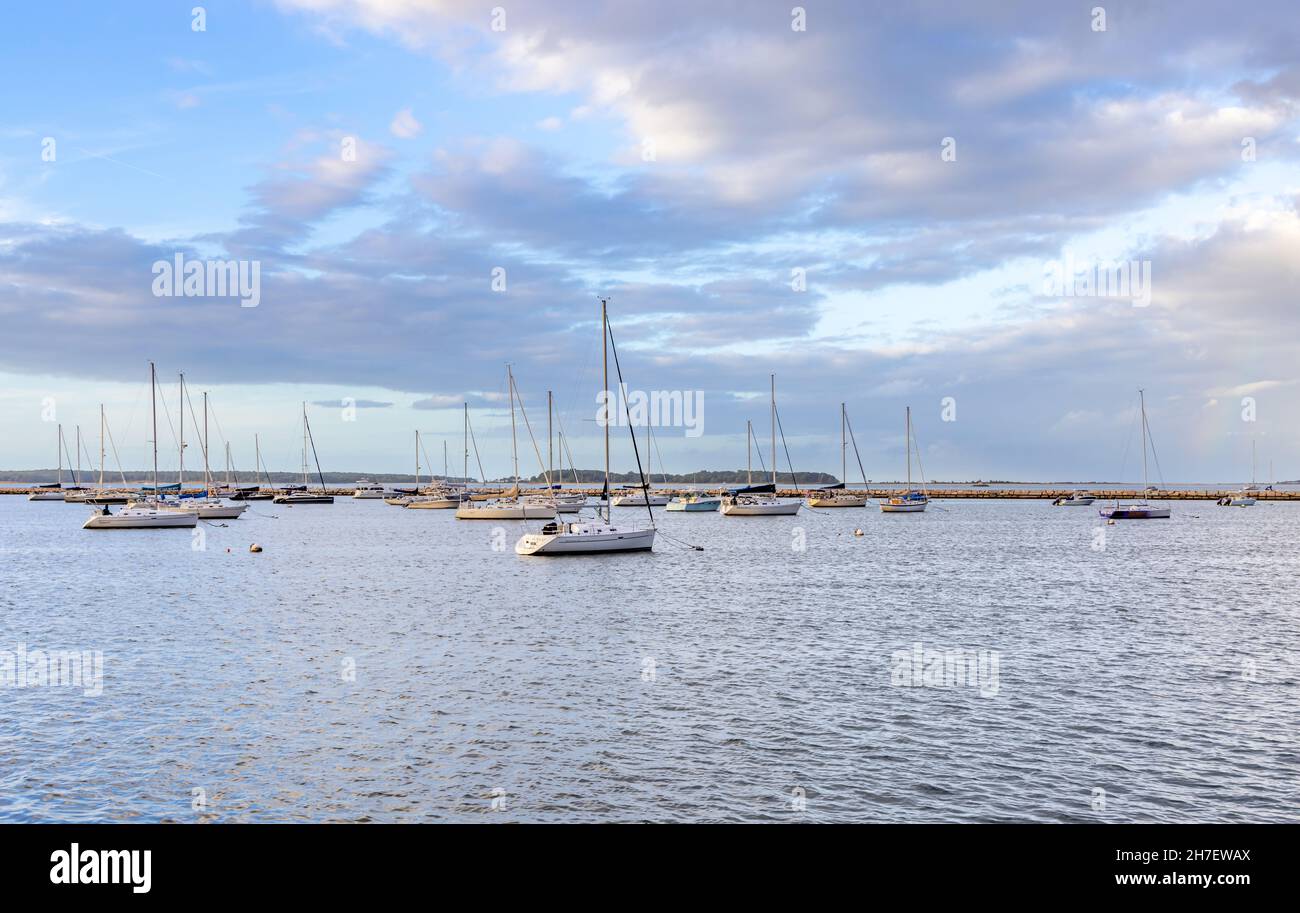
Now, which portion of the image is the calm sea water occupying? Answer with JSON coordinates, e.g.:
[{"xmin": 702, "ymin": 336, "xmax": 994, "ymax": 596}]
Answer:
[{"xmin": 1, "ymin": 493, "xmax": 1297, "ymax": 823}]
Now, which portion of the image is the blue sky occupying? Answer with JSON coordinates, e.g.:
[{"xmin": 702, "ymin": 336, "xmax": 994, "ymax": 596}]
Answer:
[{"xmin": 2, "ymin": 1, "xmax": 1299, "ymax": 482}]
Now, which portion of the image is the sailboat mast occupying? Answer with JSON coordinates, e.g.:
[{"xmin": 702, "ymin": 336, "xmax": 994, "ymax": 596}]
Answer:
[
  {"xmin": 1139, "ymin": 389, "xmax": 1149, "ymax": 492},
  {"xmin": 770, "ymin": 374, "xmax": 777, "ymax": 488},
  {"xmin": 463, "ymin": 403, "xmax": 468, "ymax": 485},
  {"xmin": 99, "ymin": 405, "xmax": 105, "ymax": 491},
  {"xmin": 603, "ymin": 299, "xmax": 610, "ymax": 523},
  {"xmin": 906, "ymin": 406, "xmax": 912, "ymax": 487},
  {"xmin": 443, "ymin": 440, "xmax": 448, "ymax": 479},
  {"xmin": 178, "ymin": 374, "xmax": 185, "ymax": 490},
  {"xmin": 56, "ymin": 423, "xmax": 63, "ymax": 486},
  {"xmin": 150, "ymin": 363, "xmax": 158, "ymax": 494},
  {"xmin": 841, "ymin": 402, "xmax": 846, "ymax": 486},
  {"xmin": 203, "ymin": 391, "xmax": 210, "ymax": 491},
  {"xmin": 548, "ymin": 390, "xmax": 553, "ymax": 485},
  {"xmin": 1252, "ymin": 438, "xmax": 1257, "ymax": 486},
  {"xmin": 508, "ymin": 366, "xmax": 518, "ymax": 486},
  {"xmin": 75, "ymin": 425, "xmax": 81, "ymax": 483},
  {"xmin": 415, "ymin": 430, "xmax": 420, "ymax": 487}
]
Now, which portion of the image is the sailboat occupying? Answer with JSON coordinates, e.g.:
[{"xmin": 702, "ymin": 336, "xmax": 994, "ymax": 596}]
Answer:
[
  {"xmin": 273, "ymin": 404, "xmax": 335, "ymax": 503},
  {"xmin": 1219, "ymin": 439, "xmax": 1259, "ymax": 507},
  {"xmin": 176, "ymin": 389, "xmax": 247, "ymax": 518},
  {"xmin": 516, "ymin": 298, "xmax": 655, "ymax": 555},
  {"xmin": 543, "ymin": 392, "xmax": 587, "ymax": 513},
  {"xmin": 84, "ymin": 363, "xmax": 198, "ymax": 529},
  {"xmin": 1099, "ymin": 390, "xmax": 1170, "ymax": 519},
  {"xmin": 808, "ymin": 403, "xmax": 868, "ymax": 507},
  {"xmin": 59, "ymin": 426, "xmax": 92, "ymax": 500},
  {"xmin": 406, "ymin": 431, "xmax": 461, "ymax": 509},
  {"xmin": 82, "ymin": 406, "xmax": 131, "ymax": 504},
  {"xmin": 228, "ymin": 435, "xmax": 275, "ymax": 499},
  {"xmin": 456, "ymin": 368, "xmax": 557, "ymax": 520},
  {"xmin": 28, "ymin": 424, "xmax": 72, "ymax": 500},
  {"xmin": 720, "ymin": 376, "xmax": 801, "ymax": 516},
  {"xmin": 613, "ymin": 422, "xmax": 671, "ymax": 506},
  {"xmin": 880, "ymin": 406, "xmax": 929, "ymax": 512}
]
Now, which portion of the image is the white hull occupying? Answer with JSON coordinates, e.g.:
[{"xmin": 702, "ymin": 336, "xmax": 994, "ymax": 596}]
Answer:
[
  {"xmin": 83, "ymin": 507, "xmax": 198, "ymax": 529},
  {"xmin": 806, "ymin": 496, "xmax": 868, "ymax": 508},
  {"xmin": 665, "ymin": 498, "xmax": 720, "ymax": 512},
  {"xmin": 516, "ymin": 523, "xmax": 655, "ymax": 555},
  {"xmin": 406, "ymin": 497, "xmax": 459, "ymax": 509},
  {"xmin": 353, "ymin": 490, "xmax": 387, "ymax": 499},
  {"xmin": 881, "ymin": 501, "xmax": 927, "ymax": 513},
  {"xmin": 455, "ymin": 502, "xmax": 557, "ymax": 520},
  {"xmin": 612, "ymin": 494, "xmax": 671, "ymax": 507},
  {"xmin": 1054, "ymin": 498, "xmax": 1095, "ymax": 506},
  {"xmin": 720, "ymin": 499, "xmax": 801, "ymax": 516},
  {"xmin": 28, "ymin": 491, "xmax": 66, "ymax": 501}
]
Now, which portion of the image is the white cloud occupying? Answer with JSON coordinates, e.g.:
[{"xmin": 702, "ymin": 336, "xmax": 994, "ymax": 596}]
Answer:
[{"xmin": 389, "ymin": 107, "xmax": 422, "ymax": 138}]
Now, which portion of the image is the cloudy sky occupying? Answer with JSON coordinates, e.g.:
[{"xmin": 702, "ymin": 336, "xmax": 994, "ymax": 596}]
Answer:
[{"xmin": 2, "ymin": 0, "xmax": 1298, "ymax": 482}]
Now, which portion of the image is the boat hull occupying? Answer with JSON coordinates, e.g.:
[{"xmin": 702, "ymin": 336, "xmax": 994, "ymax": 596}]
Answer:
[
  {"xmin": 880, "ymin": 501, "xmax": 927, "ymax": 513},
  {"xmin": 27, "ymin": 491, "xmax": 66, "ymax": 501},
  {"xmin": 720, "ymin": 499, "xmax": 801, "ymax": 516},
  {"xmin": 83, "ymin": 509, "xmax": 198, "ymax": 529},
  {"xmin": 665, "ymin": 498, "xmax": 720, "ymax": 512},
  {"xmin": 515, "ymin": 525, "xmax": 655, "ymax": 555},
  {"xmin": 455, "ymin": 503, "xmax": 557, "ymax": 520},
  {"xmin": 405, "ymin": 498, "xmax": 459, "ymax": 509},
  {"xmin": 273, "ymin": 494, "xmax": 335, "ymax": 504},
  {"xmin": 1099, "ymin": 506, "xmax": 1171, "ymax": 519},
  {"xmin": 806, "ymin": 496, "xmax": 868, "ymax": 507},
  {"xmin": 612, "ymin": 495, "xmax": 671, "ymax": 507}
]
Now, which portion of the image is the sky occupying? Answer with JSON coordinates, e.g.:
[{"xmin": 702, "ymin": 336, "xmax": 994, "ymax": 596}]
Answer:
[{"xmin": 1, "ymin": 0, "xmax": 1298, "ymax": 482}]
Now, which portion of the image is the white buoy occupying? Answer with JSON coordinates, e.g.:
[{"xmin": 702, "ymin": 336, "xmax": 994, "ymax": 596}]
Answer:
[
  {"xmin": 249, "ymin": 544, "xmax": 263, "ymax": 553},
  {"xmin": 853, "ymin": 528, "xmax": 864, "ymax": 537}
]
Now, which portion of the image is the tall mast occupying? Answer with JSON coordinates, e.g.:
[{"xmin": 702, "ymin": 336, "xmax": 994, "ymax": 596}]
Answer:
[
  {"xmin": 1252, "ymin": 438, "xmax": 1256, "ymax": 486},
  {"xmin": 56, "ymin": 424, "xmax": 63, "ymax": 486},
  {"xmin": 150, "ymin": 363, "xmax": 159, "ymax": 494},
  {"xmin": 1139, "ymin": 389, "xmax": 1149, "ymax": 492},
  {"xmin": 841, "ymin": 403, "xmax": 847, "ymax": 486},
  {"xmin": 99, "ymin": 405, "xmax": 105, "ymax": 491},
  {"xmin": 508, "ymin": 366, "xmax": 518, "ymax": 486},
  {"xmin": 415, "ymin": 430, "xmax": 421, "ymax": 487},
  {"xmin": 463, "ymin": 402, "xmax": 468, "ymax": 484},
  {"xmin": 548, "ymin": 390, "xmax": 554, "ymax": 485},
  {"xmin": 602, "ymin": 298, "xmax": 610, "ymax": 523},
  {"xmin": 75, "ymin": 425, "xmax": 81, "ymax": 483},
  {"xmin": 203, "ymin": 391, "xmax": 210, "ymax": 491},
  {"xmin": 302, "ymin": 402, "xmax": 308, "ymax": 486},
  {"xmin": 443, "ymin": 440, "xmax": 448, "ymax": 479},
  {"xmin": 178, "ymin": 373, "xmax": 185, "ymax": 490},
  {"xmin": 906, "ymin": 406, "xmax": 912, "ymax": 487},
  {"xmin": 770, "ymin": 374, "xmax": 777, "ymax": 488},
  {"xmin": 225, "ymin": 441, "xmax": 231, "ymax": 487},
  {"xmin": 254, "ymin": 434, "xmax": 263, "ymax": 486}
]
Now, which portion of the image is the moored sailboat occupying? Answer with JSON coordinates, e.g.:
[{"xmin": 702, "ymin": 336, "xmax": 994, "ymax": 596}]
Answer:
[
  {"xmin": 1099, "ymin": 390, "xmax": 1170, "ymax": 520},
  {"xmin": 880, "ymin": 406, "xmax": 929, "ymax": 513},
  {"xmin": 84, "ymin": 363, "xmax": 197, "ymax": 529},
  {"xmin": 807, "ymin": 403, "xmax": 868, "ymax": 507},
  {"xmin": 721, "ymin": 378, "xmax": 801, "ymax": 516},
  {"xmin": 274, "ymin": 404, "xmax": 335, "ymax": 503},
  {"xmin": 515, "ymin": 298, "xmax": 655, "ymax": 555}
]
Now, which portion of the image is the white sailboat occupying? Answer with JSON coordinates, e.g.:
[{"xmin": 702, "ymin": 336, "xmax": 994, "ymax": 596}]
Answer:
[
  {"xmin": 721, "ymin": 376, "xmax": 801, "ymax": 516},
  {"xmin": 228, "ymin": 435, "xmax": 275, "ymax": 500},
  {"xmin": 274, "ymin": 404, "xmax": 335, "ymax": 503},
  {"xmin": 84, "ymin": 363, "xmax": 197, "ymax": 529},
  {"xmin": 457, "ymin": 367, "xmax": 557, "ymax": 520},
  {"xmin": 613, "ymin": 422, "xmax": 671, "ymax": 506},
  {"xmin": 880, "ymin": 406, "xmax": 929, "ymax": 512},
  {"xmin": 29, "ymin": 424, "xmax": 76, "ymax": 500},
  {"xmin": 1099, "ymin": 390, "xmax": 1171, "ymax": 519},
  {"xmin": 808, "ymin": 403, "xmax": 868, "ymax": 507},
  {"xmin": 516, "ymin": 298, "xmax": 655, "ymax": 555}
]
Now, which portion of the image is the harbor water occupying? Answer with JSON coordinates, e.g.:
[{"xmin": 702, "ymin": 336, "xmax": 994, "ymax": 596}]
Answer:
[{"xmin": 1, "ymin": 495, "xmax": 1297, "ymax": 822}]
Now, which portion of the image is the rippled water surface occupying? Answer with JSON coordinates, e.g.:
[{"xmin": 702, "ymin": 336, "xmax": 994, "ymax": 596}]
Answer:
[{"xmin": 2, "ymin": 494, "xmax": 1297, "ymax": 822}]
